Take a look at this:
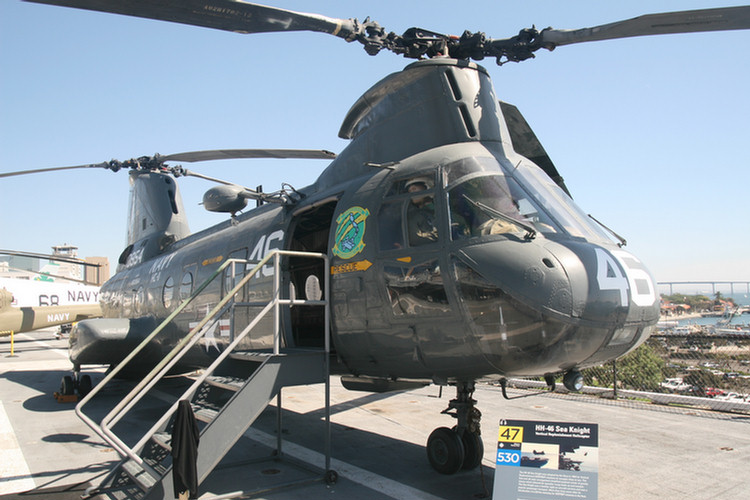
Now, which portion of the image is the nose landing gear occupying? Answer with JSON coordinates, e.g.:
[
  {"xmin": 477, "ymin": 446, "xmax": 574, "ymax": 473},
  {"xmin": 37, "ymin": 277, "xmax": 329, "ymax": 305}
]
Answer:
[
  {"xmin": 59, "ymin": 365, "xmax": 93, "ymax": 398},
  {"xmin": 426, "ymin": 380, "xmax": 484, "ymax": 474}
]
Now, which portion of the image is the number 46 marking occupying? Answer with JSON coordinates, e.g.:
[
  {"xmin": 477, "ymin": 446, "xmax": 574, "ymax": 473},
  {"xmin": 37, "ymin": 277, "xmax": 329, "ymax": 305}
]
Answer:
[{"xmin": 595, "ymin": 248, "xmax": 656, "ymax": 307}]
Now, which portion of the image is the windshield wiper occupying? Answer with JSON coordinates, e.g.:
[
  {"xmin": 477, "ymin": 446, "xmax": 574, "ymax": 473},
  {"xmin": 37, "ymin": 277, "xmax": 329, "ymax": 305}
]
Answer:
[
  {"xmin": 588, "ymin": 214, "xmax": 627, "ymax": 247},
  {"xmin": 463, "ymin": 195, "xmax": 537, "ymax": 240}
]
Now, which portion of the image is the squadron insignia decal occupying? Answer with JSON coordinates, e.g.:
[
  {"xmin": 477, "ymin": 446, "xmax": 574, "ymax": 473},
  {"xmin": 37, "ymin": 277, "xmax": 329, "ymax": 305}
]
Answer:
[{"xmin": 332, "ymin": 207, "xmax": 370, "ymax": 259}]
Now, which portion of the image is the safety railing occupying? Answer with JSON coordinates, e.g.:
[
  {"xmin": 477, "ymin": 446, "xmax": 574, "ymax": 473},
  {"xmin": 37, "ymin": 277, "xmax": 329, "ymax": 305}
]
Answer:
[{"xmin": 75, "ymin": 250, "xmax": 330, "ymax": 474}]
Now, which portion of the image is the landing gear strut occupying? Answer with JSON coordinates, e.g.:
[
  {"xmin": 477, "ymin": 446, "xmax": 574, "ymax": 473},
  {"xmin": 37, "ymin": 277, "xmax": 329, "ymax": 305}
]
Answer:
[{"xmin": 426, "ymin": 380, "xmax": 483, "ymax": 474}]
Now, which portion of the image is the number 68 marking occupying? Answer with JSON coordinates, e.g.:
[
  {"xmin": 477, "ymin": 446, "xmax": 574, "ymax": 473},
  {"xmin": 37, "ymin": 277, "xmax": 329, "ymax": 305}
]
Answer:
[{"xmin": 595, "ymin": 248, "xmax": 656, "ymax": 307}]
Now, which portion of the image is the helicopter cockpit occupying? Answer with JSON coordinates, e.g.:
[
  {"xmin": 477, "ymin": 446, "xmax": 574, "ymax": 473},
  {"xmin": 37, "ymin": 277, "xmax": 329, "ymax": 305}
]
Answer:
[
  {"xmin": 378, "ymin": 154, "xmax": 613, "ymax": 251},
  {"xmin": 446, "ymin": 155, "xmax": 616, "ymax": 245},
  {"xmin": 347, "ymin": 149, "xmax": 658, "ymax": 381},
  {"xmin": 447, "ymin": 156, "xmax": 557, "ymax": 240}
]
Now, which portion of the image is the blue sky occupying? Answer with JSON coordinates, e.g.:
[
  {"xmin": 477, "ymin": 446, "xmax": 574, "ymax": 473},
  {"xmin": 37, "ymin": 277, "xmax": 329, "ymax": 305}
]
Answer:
[{"xmin": 1, "ymin": 0, "xmax": 748, "ymax": 283}]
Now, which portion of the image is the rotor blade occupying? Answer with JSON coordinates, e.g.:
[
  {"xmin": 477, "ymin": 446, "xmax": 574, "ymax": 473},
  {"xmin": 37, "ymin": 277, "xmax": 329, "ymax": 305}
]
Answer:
[
  {"xmin": 24, "ymin": 0, "xmax": 357, "ymax": 38},
  {"xmin": 0, "ymin": 249, "xmax": 100, "ymax": 267},
  {"xmin": 499, "ymin": 101, "xmax": 571, "ymax": 198},
  {"xmin": 160, "ymin": 149, "xmax": 336, "ymax": 163},
  {"xmin": 540, "ymin": 6, "xmax": 750, "ymax": 48},
  {"xmin": 0, "ymin": 162, "xmax": 110, "ymax": 179},
  {"xmin": 1, "ymin": 264, "xmax": 95, "ymax": 285}
]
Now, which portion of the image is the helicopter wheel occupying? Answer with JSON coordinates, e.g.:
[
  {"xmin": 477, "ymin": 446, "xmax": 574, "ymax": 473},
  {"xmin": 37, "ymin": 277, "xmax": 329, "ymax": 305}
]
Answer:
[
  {"xmin": 77, "ymin": 374, "xmax": 93, "ymax": 397},
  {"xmin": 324, "ymin": 469, "xmax": 338, "ymax": 485},
  {"xmin": 60, "ymin": 375, "xmax": 75, "ymax": 396},
  {"xmin": 427, "ymin": 380, "xmax": 483, "ymax": 474},
  {"xmin": 457, "ymin": 428, "xmax": 484, "ymax": 470},
  {"xmin": 427, "ymin": 427, "xmax": 465, "ymax": 475}
]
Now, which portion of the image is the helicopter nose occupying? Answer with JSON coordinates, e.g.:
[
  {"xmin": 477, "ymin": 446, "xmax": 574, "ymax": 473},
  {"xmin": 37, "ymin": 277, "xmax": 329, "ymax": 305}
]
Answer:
[
  {"xmin": 457, "ymin": 240, "xmax": 578, "ymax": 319},
  {"xmin": 550, "ymin": 240, "xmax": 660, "ymax": 327},
  {"xmin": 456, "ymin": 238, "xmax": 660, "ymax": 375},
  {"xmin": 457, "ymin": 239, "xmax": 660, "ymax": 328}
]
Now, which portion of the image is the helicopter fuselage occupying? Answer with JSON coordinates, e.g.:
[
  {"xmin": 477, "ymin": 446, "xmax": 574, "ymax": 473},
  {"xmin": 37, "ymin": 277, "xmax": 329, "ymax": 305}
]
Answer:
[{"xmin": 70, "ymin": 58, "xmax": 660, "ymax": 384}]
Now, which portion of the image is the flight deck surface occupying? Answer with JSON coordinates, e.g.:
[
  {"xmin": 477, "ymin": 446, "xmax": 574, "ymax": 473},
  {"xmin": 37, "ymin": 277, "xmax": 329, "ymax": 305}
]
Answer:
[{"xmin": 2, "ymin": 329, "xmax": 748, "ymax": 500}]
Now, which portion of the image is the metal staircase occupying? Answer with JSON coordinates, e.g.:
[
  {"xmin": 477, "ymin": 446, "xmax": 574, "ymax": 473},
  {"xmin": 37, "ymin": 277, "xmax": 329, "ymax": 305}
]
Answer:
[{"xmin": 75, "ymin": 250, "xmax": 332, "ymax": 500}]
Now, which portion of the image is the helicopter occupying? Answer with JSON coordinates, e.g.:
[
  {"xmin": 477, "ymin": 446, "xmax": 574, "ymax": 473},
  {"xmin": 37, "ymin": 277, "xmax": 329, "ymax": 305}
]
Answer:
[
  {"xmin": 3, "ymin": 0, "xmax": 749, "ymax": 478},
  {"xmin": 0, "ymin": 248, "xmax": 102, "ymax": 335}
]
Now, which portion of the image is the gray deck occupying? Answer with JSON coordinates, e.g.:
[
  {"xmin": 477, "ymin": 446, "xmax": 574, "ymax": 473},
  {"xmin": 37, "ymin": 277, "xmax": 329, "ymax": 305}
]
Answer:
[{"xmin": 2, "ymin": 328, "xmax": 748, "ymax": 500}]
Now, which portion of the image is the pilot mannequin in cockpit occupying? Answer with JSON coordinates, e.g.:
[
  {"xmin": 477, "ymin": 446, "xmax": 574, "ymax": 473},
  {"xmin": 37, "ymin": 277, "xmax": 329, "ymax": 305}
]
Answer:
[{"xmin": 406, "ymin": 177, "xmax": 438, "ymax": 246}]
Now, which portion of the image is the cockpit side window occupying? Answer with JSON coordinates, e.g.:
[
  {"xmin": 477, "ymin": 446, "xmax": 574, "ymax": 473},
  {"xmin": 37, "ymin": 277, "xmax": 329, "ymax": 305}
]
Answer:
[
  {"xmin": 378, "ymin": 173, "xmax": 441, "ymax": 250},
  {"xmin": 406, "ymin": 176, "xmax": 438, "ymax": 246},
  {"xmin": 378, "ymin": 200, "xmax": 405, "ymax": 250}
]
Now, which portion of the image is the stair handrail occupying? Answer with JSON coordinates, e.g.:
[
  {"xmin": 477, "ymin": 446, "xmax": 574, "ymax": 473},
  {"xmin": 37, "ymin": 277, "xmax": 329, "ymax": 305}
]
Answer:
[
  {"xmin": 127, "ymin": 298, "xmax": 277, "ymax": 463},
  {"xmin": 81, "ymin": 250, "xmax": 329, "ymax": 476},
  {"xmin": 95, "ymin": 253, "xmax": 271, "ymax": 462},
  {"xmin": 105, "ymin": 250, "xmax": 328, "ymax": 472},
  {"xmin": 75, "ymin": 255, "xmax": 261, "ymax": 455}
]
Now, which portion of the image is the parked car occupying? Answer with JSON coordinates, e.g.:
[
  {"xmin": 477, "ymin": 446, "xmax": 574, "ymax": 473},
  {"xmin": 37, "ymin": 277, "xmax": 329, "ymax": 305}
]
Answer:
[
  {"xmin": 715, "ymin": 392, "xmax": 749, "ymax": 402},
  {"xmin": 660, "ymin": 378, "xmax": 691, "ymax": 392},
  {"xmin": 704, "ymin": 387, "xmax": 726, "ymax": 397}
]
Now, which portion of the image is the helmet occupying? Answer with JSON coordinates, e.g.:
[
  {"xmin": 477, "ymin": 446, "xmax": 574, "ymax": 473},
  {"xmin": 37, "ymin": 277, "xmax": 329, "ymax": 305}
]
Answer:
[{"xmin": 405, "ymin": 176, "xmax": 433, "ymax": 191}]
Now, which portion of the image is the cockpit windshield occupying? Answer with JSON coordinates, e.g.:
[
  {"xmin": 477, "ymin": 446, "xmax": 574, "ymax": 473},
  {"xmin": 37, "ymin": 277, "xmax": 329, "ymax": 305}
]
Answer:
[
  {"xmin": 446, "ymin": 157, "xmax": 612, "ymax": 243},
  {"xmin": 447, "ymin": 157, "xmax": 559, "ymax": 240},
  {"xmin": 510, "ymin": 158, "xmax": 612, "ymax": 242}
]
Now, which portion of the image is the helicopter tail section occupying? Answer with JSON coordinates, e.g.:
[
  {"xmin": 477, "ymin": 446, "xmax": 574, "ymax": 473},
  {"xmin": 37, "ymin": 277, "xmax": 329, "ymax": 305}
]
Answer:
[{"xmin": 118, "ymin": 170, "xmax": 190, "ymax": 270}]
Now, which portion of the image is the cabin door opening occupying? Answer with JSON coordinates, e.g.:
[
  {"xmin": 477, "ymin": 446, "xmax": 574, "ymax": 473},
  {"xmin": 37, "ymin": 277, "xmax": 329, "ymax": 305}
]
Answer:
[{"xmin": 287, "ymin": 200, "xmax": 338, "ymax": 348}]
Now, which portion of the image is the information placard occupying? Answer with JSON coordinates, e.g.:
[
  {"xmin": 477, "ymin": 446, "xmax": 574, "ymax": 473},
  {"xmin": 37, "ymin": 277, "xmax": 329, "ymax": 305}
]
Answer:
[{"xmin": 493, "ymin": 419, "xmax": 598, "ymax": 500}]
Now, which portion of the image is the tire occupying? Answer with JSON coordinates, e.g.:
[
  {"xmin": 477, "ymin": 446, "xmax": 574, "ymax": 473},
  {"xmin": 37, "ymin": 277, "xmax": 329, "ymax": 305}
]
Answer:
[
  {"xmin": 78, "ymin": 374, "xmax": 92, "ymax": 397},
  {"xmin": 427, "ymin": 427, "xmax": 465, "ymax": 474},
  {"xmin": 460, "ymin": 431, "xmax": 484, "ymax": 470},
  {"xmin": 325, "ymin": 470, "xmax": 338, "ymax": 485},
  {"xmin": 60, "ymin": 375, "xmax": 75, "ymax": 396}
]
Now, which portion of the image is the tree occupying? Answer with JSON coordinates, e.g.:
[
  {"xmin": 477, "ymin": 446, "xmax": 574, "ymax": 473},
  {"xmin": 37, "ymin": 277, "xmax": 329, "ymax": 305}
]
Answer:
[
  {"xmin": 616, "ymin": 343, "xmax": 665, "ymax": 391},
  {"xmin": 583, "ymin": 342, "xmax": 665, "ymax": 391},
  {"xmin": 661, "ymin": 293, "xmax": 713, "ymax": 312}
]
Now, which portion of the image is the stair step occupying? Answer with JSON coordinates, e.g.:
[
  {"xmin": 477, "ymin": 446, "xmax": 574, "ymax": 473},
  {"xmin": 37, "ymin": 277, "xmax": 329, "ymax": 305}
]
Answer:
[
  {"xmin": 203, "ymin": 374, "xmax": 246, "ymax": 392},
  {"xmin": 229, "ymin": 348, "xmax": 326, "ymax": 361},
  {"xmin": 151, "ymin": 431, "xmax": 172, "ymax": 451},
  {"xmin": 121, "ymin": 460, "xmax": 157, "ymax": 492},
  {"xmin": 140, "ymin": 435, "xmax": 171, "ymax": 476},
  {"xmin": 192, "ymin": 402, "xmax": 220, "ymax": 424},
  {"xmin": 228, "ymin": 350, "xmax": 275, "ymax": 362},
  {"xmin": 92, "ymin": 483, "xmax": 146, "ymax": 500}
]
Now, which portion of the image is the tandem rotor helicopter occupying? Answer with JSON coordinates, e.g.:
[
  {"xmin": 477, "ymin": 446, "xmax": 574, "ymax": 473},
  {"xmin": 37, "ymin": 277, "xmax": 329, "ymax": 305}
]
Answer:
[{"xmin": 4, "ymin": 0, "xmax": 750, "ymax": 478}]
